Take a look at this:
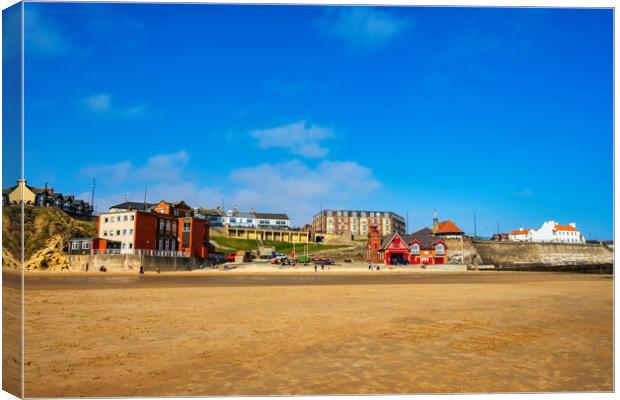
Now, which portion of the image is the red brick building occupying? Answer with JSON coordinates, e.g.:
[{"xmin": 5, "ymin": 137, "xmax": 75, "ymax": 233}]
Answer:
[
  {"xmin": 96, "ymin": 210, "xmax": 209, "ymax": 258},
  {"xmin": 152, "ymin": 200, "xmax": 194, "ymax": 217}
]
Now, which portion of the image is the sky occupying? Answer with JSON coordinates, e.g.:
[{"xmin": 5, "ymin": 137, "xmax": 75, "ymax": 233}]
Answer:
[{"xmin": 3, "ymin": 3, "xmax": 613, "ymax": 238}]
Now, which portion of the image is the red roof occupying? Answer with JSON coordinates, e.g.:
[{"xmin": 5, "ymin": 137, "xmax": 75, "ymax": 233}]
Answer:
[
  {"xmin": 434, "ymin": 220, "xmax": 463, "ymax": 234},
  {"xmin": 555, "ymin": 224, "xmax": 577, "ymax": 232},
  {"xmin": 511, "ymin": 229, "xmax": 529, "ymax": 235}
]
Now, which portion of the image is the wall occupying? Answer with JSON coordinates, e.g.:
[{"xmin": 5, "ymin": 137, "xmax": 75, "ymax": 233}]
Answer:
[
  {"xmin": 442, "ymin": 237, "xmax": 483, "ymax": 265},
  {"xmin": 68, "ymin": 254, "xmax": 206, "ymax": 272},
  {"xmin": 472, "ymin": 240, "xmax": 613, "ymax": 267}
]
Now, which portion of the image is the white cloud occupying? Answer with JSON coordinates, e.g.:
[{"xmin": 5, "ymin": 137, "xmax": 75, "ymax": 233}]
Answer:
[
  {"xmin": 228, "ymin": 160, "xmax": 380, "ymax": 225},
  {"xmin": 249, "ymin": 121, "xmax": 332, "ymax": 158},
  {"xmin": 80, "ymin": 151, "xmax": 381, "ymax": 226},
  {"xmin": 25, "ymin": 8, "xmax": 70, "ymax": 55},
  {"xmin": 317, "ymin": 7, "xmax": 410, "ymax": 52},
  {"xmin": 83, "ymin": 93, "xmax": 147, "ymax": 116},
  {"xmin": 84, "ymin": 94, "xmax": 112, "ymax": 111}
]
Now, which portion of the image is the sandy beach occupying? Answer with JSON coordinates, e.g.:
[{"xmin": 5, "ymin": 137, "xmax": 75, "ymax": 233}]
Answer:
[{"xmin": 6, "ymin": 269, "xmax": 613, "ymax": 396}]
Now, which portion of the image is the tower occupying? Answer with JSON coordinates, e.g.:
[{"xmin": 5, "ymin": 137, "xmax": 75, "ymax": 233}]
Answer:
[{"xmin": 432, "ymin": 209, "xmax": 439, "ymax": 233}]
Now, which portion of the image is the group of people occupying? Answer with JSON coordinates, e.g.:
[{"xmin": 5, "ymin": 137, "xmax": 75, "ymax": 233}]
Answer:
[
  {"xmin": 368, "ymin": 263, "xmax": 381, "ymax": 271},
  {"xmin": 313, "ymin": 264, "xmax": 330, "ymax": 271}
]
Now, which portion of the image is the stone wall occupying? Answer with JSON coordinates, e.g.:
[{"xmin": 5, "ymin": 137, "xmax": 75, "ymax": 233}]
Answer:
[
  {"xmin": 68, "ymin": 254, "xmax": 206, "ymax": 272},
  {"xmin": 472, "ymin": 240, "xmax": 613, "ymax": 267},
  {"xmin": 443, "ymin": 237, "xmax": 483, "ymax": 265}
]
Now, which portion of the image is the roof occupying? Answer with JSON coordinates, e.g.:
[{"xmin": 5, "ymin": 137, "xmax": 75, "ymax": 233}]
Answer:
[
  {"xmin": 434, "ymin": 220, "xmax": 464, "ymax": 235},
  {"xmin": 380, "ymin": 228, "xmax": 444, "ymax": 251},
  {"xmin": 406, "ymin": 227, "xmax": 444, "ymax": 249},
  {"xmin": 197, "ymin": 208, "xmax": 222, "ymax": 216},
  {"xmin": 254, "ymin": 212, "xmax": 289, "ymax": 220},
  {"xmin": 555, "ymin": 224, "xmax": 577, "ymax": 232},
  {"xmin": 110, "ymin": 201, "xmax": 155, "ymax": 211},
  {"xmin": 511, "ymin": 229, "xmax": 530, "ymax": 235}
]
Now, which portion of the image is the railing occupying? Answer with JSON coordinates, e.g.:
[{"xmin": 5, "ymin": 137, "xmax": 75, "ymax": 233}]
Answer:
[{"xmin": 91, "ymin": 249, "xmax": 190, "ymax": 257}]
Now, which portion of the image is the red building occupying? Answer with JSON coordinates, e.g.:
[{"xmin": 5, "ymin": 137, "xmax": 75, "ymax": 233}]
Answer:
[
  {"xmin": 177, "ymin": 217, "xmax": 209, "ymax": 258},
  {"xmin": 96, "ymin": 210, "xmax": 209, "ymax": 258},
  {"xmin": 370, "ymin": 227, "xmax": 448, "ymax": 265},
  {"xmin": 152, "ymin": 200, "xmax": 194, "ymax": 217}
]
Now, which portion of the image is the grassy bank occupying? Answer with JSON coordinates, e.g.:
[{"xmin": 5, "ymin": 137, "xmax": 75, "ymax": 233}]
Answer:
[{"xmin": 211, "ymin": 236, "xmax": 349, "ymax": 254}]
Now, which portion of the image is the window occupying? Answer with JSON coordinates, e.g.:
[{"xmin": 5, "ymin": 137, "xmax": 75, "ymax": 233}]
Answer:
[
  {"xmin": 166, "ymin": 220, "xmax": 171, "ymax": 232},
  {"xmin": 158, "ymin": 239, "xmax": 163, "ymax": 249},
  {"xmin": 122, "ymin": 243, "xmax": 126, "ymax": 249},
  {"xmin": 130, "ymin": 215, "xmax": 134, "ymax": 221},
  {"xmin": 124, "ymin": 215, "xmax": 128, "ymax": 221},
  {"xmin": 129, "ymin": 243, "xmax": 133, "ymax": 249},
  {"xmin": 159, "ymin": 220, "xmax": 164, "ymax": 232},
  {"xmin": 104, "ymin": 217, "xmax": 109, "ymax": 223},
  {"xmin": 103, "ymin": 230, "xmax": 108, "ymax": 237},
  {"xmin": 183, "ymin": 221, "xmax": 191, "ymax": 232},
  {"xmin": 109, "ymin": 231, "xmax": 114, "ymax": 236},
  {"xmin": 172, "ymin": 222, "xmax": 177, "ymax": 232},
  {"xmin": 82, "ymin": 241, "xmax": 90, "ymax": 249},
  {"xmin": 129, "ymin": 229, "xmax": 134, "ymax": 235},
  {"xmin": 116, "ymin": 230, "xmax": 121, "ymax": 236},
  {"xmin": 410, "ymin": 244, "xmax": 420, "ymax": 255},
  {"xmin": 123, "ymin": 229, "xmax": 127, "ymax": 235},
  {"xmin": 71, "ymin": 241, "xmax": 80, "ymax": 250},
  {"xmin": 435, "ymin": 244, "xmax": 445, "ymax": 255}
]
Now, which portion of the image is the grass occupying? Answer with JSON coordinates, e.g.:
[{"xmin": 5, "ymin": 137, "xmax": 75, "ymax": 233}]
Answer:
[{"xmin": 210, "ymin": 236, "xmax": 350, "ymax": 254}]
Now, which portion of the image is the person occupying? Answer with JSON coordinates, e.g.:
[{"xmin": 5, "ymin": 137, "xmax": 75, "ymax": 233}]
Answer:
[
  {"xmin": 321, "ymin": 264, "xmax": 324, "ymax": 271},
  {"xmin": 376, "ymin": 265, "xmax": 380, "ymax": 271},
  {"xmin": 314, "ymin": 264, "xmax": 317, "ymax": 272},
  {"xmin": 368, "ymin": 263, "xmax": 372, "ymax": 271},
  {"xmin": 139, "ymin": 265, "xmax": 144, "ymax": 275}
]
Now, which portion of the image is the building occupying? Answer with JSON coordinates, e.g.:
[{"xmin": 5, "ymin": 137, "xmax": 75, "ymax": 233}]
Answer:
[
  {"xmin": 509, "ymin": 220, "xmax": 585, "ymax": 243},
  {"xmin": 370, "ymin": 227, "xmax": 447, "ymax": 265},
  {"xmin": 177, "ymin": 217, "xmax": 209, "ymax": 258},
  {"xmin": 222, "ymin": 207, "xmax": 290, "ymax": 230},
  {"xmin": 312, "ymin": 209, "xmax": 406, "ymax": 236},
  {"xmin": 3, "ymin": 179, "xmax": 93, "ymax": 217},
  {"xmin": 509, "ymin": 228, "xmax": 531, "ymax": 242},
  {"xmin": 194, "ymin": 207, "xmax": 223, "ymax": 226},
  {"xmin": 431, "ymin": 211, "xmax": 464, "ymax": 238},
  {"xmin": 490, "ymin": 233, "xmax": 510, "ymax": 241},
  {"xmin": 109, "ymin": 201, "xmax": 155, "ymax": 213},
  {"xmin": 68, "ymin": 237, "xmax": 121, "ymax": 255},
  {"xmin": 254, "ymin": 212, "xmax": 290, "ymax": 230},
  {"xmin": 152, "ymin": 200, "xmax": 193, "ymax": 217},
  {"xmin": 97, "ymin": 210, "xmax": 209, "ymax": 257}
]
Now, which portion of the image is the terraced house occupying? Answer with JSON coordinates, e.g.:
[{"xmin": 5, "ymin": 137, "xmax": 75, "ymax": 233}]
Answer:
[{"xmin": 2, "ymin": 179, "xmax": 93, "ymax": 217}]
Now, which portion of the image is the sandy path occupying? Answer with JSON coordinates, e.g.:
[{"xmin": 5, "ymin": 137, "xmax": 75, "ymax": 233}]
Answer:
[{"xmin": 18, "ymin": 272, "xmax": 613, "ymax": 396}]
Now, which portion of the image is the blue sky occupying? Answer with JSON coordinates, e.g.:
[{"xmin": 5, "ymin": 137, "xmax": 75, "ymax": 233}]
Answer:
[{"xmin": 5, "ymin": 3, "xmax": 613, "ymax": 238}]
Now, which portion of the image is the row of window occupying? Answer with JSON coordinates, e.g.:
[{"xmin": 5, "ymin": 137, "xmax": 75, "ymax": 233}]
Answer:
[
  {"xmin": 157, "ymin": 238, "xmax": 177, "ymax": 251},
  {"xmin": 159, "ymin": 219, "xmax": 178, "ymax": 233},
  {"xmin": 102, "ymin": 228, "xmax": 134, "ymax": 237},
  {"xmin": 325, "ymin": 211, "xmax": 391, "ymax": 218},
  {"xmin": 71, "ymin": 241, "xmax": 90, "ymax": 250},
  {"xmin": 408, "ymin": 244, "xmax": 444, "ymax": 255},
  {"xmin": 104, "ymin": 214, "xmax": 134, "ymax": 223}
]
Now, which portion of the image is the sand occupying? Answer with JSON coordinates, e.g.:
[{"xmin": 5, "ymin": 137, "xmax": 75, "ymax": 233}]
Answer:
[{"xmin": 7, "ymin": 270, "xmax": 614, "ymax": 396}]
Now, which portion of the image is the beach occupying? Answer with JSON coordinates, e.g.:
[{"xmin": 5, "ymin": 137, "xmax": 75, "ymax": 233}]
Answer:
[{"xmin": 6, "ymin": 268, "xmax": 613, "ymax": 396}]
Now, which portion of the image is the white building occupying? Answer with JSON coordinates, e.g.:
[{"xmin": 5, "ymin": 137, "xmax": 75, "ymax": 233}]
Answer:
[
  {"xmin": 509, "ymin": 220, "xmax": 585, "ymax": 243},
  {"xmin": 222, "ymin": 207, "xmax": 290, "ymax": 230}
]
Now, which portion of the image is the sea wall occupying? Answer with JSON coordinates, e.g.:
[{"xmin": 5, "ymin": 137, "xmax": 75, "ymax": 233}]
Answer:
[
  {"xmin": 472, "ymin": 240, "xmax": 613, "ymax": 268},
  {"xmin": 68, "ymin": 254, "xmax": 207, "ymax": 272},
  {"xmin": 443, "ymin": 237, "xmax": 483, "ymax": 265}
]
